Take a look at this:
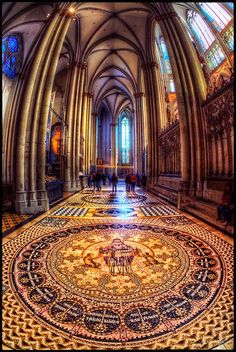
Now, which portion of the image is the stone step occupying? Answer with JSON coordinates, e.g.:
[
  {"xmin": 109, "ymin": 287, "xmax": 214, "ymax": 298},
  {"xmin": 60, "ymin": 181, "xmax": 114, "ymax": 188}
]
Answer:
[{"xmin": 186, "ymin": 206, "xmax": 234, "ymax": 236}]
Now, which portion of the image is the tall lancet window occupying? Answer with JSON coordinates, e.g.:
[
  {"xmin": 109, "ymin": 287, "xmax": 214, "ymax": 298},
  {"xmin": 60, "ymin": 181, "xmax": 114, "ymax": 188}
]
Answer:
[
  {"xmin": 198, "ymin": 3, "xmax": 232, "ymax": 32},
  {"xmin": 121, "ymin": 116, "xmax": 130, "ymax": 164},
  {"xmin": 197, "ymin": 3, "xmax": 234, "ymax": 52},
  {"xmin": 155, "ymin": 32, "xmax": 178, "ymax": 129},
  {"xmin": 187, "ymin": 10, "xmax": 215, "ymax": 52},
  {"xmin": 187, "ymin": 10, "xmax": 225, "ymax": 70}
]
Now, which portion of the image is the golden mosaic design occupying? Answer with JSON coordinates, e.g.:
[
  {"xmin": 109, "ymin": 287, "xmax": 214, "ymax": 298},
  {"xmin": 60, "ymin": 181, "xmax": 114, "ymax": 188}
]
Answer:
[{"xmin": 2, "ymin": 187, "xmax": 234, "ymax": 350}]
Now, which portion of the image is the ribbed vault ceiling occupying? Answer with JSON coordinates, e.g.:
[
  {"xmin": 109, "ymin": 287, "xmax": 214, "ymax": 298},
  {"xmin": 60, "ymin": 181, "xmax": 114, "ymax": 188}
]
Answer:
[{"xmin": 2, "ymin": 2, "xmax": 197, "ymax": 117}]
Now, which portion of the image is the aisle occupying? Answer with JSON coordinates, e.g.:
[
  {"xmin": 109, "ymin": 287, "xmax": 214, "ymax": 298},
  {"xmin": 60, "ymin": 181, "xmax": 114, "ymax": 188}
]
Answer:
[{"xmin": 2, "ymin": 183, "xmax": 234, "ymax": 350}]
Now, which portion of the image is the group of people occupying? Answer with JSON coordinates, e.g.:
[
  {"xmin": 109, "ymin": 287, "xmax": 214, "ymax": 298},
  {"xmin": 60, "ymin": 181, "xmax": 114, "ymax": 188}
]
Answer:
[
  {"xmin": 125, "ymin": 173, "xmax": 147, "ymax": 192},
  {"xmin": 87, "ymin": 172, "xmax": 233, "ymax": 226},
  {"xmin": 87, "ymin": 171, "xmax": 147, "ymax": 193},
  {"xmin": 87, "ymin": 171, "xmax": 118, "ymax": 192}
]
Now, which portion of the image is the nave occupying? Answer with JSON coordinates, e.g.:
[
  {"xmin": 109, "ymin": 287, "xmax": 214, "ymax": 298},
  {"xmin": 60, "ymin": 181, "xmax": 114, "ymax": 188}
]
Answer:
[{"xmin": 2, "ymin": 182, "xmax": 233, "ymax": 350}]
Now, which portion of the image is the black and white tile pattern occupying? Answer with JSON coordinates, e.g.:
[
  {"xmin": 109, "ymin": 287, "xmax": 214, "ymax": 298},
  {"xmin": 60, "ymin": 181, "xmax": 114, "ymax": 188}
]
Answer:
[
  {"xmin": 51, "ymin": 207, "xmax": 88, "ymax": 217},
  {"xmin": 139, "ymin": 206, "xmax": 179, "ymax": 216}
]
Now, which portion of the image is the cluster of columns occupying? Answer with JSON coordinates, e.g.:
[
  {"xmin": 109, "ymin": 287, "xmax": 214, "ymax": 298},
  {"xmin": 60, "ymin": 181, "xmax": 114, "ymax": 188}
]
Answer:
[
  {"xmin": 14, "ymin": 6, "xmax": 74, "ymax": 214},
  {"xmin": 9, "ymin": 2, "xmax": 225, "ymax": 214},
  {"xmin": 64, "ymin": 62, "xmax": 86, "ymax": 191},
  {"xmin": 151, "ymin": 4, "xmax": 207, "ymax": 200},
  {"xmin": 134, "ymin": 92, "xmax": 146, "ymax": 175},
  {"xmin": 110, "ymin": 122, "xmax": 118, "ymax": 174}
]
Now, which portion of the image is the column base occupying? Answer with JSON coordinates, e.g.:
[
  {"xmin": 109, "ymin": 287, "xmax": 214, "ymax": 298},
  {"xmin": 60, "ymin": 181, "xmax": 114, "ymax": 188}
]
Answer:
[
  {"xmin": 64, "ymin": 180, "xmax": 83, "ymax": 192},
  {"xmin": 15, "ymin": 190, "xmax": 49, "ymax": 215},
  {"xmin": 177, "ymin": 181, "xmax": 190, "ymax": 210},
  {"xmin": 196, "ymin": 181, "xmax": 204, "ymax": 198}
]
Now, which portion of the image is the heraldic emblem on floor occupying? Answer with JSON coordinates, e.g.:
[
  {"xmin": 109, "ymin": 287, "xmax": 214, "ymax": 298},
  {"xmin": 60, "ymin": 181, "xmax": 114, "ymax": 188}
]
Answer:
[{"xmin": 2, "ymin": 186, "xmax": 234, "ymax": 350}]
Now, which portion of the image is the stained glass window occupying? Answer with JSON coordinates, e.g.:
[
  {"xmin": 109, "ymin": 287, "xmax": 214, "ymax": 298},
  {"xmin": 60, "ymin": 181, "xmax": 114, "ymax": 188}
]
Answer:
[
  {"xmin": 187, "ymin": 10, "xmax": 215, "ymax": 52},
  {"xmin": 160, "ymin": 38, "xmax": 172, "ymax": 74},
  {"xmin": 205, "ymin": 43, "xmax": 225, "ymax": 71},
  {"xmin": 223, "ymin": 25, "xmax": 234, "ymax": 51},
  {"xmin": 169, "ymin": 79, "xmax": 175, "ymax": 92},
  {"xmin": 198, "ymin": 3, "xmax": 232, "ymax": 32},
  {"xmin": 226, "ymin": 2, "xmax": 234, "ymax": 10},
  {"xmin": 2, "ymin": 34, "xmax": 22, "ymax": 79},
  {"xmin": 121, "ymin": 116, "xmax": 130, "ymax": 164}
]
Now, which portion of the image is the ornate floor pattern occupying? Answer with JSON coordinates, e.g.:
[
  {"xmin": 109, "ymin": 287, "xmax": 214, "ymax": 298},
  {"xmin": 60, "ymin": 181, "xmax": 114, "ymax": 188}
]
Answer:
[
  {"xmin": 2, "ymin": 212, "xmax": 31, "ymax": 233},
  {"xmin": 2, "ymin": 183, "xmax": 234, "ymax": 350}
]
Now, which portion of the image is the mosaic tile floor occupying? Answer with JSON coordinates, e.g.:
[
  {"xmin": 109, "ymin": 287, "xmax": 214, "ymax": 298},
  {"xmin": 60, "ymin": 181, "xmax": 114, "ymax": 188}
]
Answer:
[
  {"xmin": 2, "ymin": 183, "xmax": 234, "ymax": 350},
  {"xmin": 2, "ymin": 212, "xmax": 31, "ymax": 233}
]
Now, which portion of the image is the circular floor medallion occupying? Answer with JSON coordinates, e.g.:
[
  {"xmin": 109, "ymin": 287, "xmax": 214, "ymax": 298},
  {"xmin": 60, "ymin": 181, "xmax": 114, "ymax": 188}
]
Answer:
[
  {"xmin": 11, "ymin": 223, "xmax": 224, "ymax": 346},
  {"xmin": 81, "ymin": 192, "xmax": 147, "ymax": 205}
]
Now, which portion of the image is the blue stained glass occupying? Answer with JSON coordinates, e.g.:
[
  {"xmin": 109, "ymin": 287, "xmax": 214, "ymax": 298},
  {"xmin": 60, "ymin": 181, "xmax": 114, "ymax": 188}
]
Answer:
[
  {"xmin": 226, "ymin": 2, "xmax": 233, "ymax": 9},
  {"xmin": 8, "ymin": 36, "xmax": 18, "ymax": 52},
  {"xmin": 121, "ymin": 116, "xmax": 130, "ymax": 164},
  {"xmin": 199, "ymin": 6, "xmax": 221, "ymax": 32},
  {"xmin": 2, "ymin": 34, "xmax": 21, "ymax": 79},
  {"xmin": 199, "ymin": 3, "xmax": 232, "ymax": 32}
]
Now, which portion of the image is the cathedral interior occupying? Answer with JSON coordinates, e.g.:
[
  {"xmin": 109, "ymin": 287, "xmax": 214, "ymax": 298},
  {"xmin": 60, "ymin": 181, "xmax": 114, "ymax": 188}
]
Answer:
[{"xmin": 2, "ymin": 2, "xmax": 234, "ymax": 350}]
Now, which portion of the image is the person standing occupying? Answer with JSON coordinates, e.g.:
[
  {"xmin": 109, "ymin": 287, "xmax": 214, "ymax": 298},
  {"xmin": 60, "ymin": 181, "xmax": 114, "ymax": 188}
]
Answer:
[
  {"xmin": 96, "ymin": 171, "xmax": 102, "ymax": 191},
  {"xmin": 130, "ymin": 173, "xmax": 137, "ymax": 192},
  {"xmin": 88, "ymin": 173, "xmax": 91, "ymax": 188},
  {"xmin": 141, "ymin": 174, "xmax": 147, "ymax": 189},
  {"xmin": 217, "ymin": 183, "xmax": 234, "ymax": 226},
  {"xmin": 111, "ymin": 173, "xmax": 118, "ymax": 193},
  {"xmin": 108, "ymin": 172, "xmax": 111, "ymax": 186},
  {"xmin": 125, "ymin": 174, "xmax": 131, "ymax": 192}
]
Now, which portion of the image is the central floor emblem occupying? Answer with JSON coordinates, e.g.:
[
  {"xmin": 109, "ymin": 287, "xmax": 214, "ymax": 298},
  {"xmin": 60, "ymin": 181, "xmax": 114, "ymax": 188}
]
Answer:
[{"xmin": 10, "ymin": 223, "xmax": 224, "ymax": 347}]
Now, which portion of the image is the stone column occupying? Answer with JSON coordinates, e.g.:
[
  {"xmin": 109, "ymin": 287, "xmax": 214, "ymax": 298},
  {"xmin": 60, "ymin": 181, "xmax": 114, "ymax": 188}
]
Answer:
[
  {"xmin": 81, "ymin": 92, "xmax": 88, "ymax": 174},
  {"xmin": 142, "ymin": 62, "xmax": 161, "ymax": 185},
  {"xmin": 134, "ymin": 92, "xmax": 145, "ymax": 174},
  {"xmin": 85, "ymin": 94, "xmax": 93, "ymax": 175},
  {"xmin": 90, "ymin": 113, "xmax": 97, "ymax": 169},
  {"xmin": 157, "ymin": 13, "xmax": 192, "ymax": 190},
  {"xmin": 15, "ymin": 6, "xmax": 73, "ymax": 214},
  {"xmin": 75, "ymin": 63, "xmax": 86, "ymax": 187},
  {"xmin": 110, "ymin": 123, "xmax": 117, "ymax": 174},
  {"xmin": 64, "ymin": 62, "xmax": 81, "ymax": 191},
  {"xmin": 156, "ymin": 6, "xmax": 208, "ymax": 202},
  {"xmin": 36, "ymin": 13, "xmax": 72, "ymax": 206}
]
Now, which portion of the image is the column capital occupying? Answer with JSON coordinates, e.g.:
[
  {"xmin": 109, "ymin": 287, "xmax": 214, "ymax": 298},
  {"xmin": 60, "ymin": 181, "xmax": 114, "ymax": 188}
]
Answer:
[
  {"xmin": 134, "ymin": 92, "xmax": 145, "ymax": 98},
  {"xmin": 84, "ymin": 92, "xmax": 93, "ymax": 98},
  {"xmin": 141, "ymin": 62, "xmax": 159, "ymax": 70},
  {"xmin": 68, "ymin": 61, "xmax": 87, "ymax": 69},
  {"xmin": 155, "ymin": 11, "xmax": 178, "ymax": 22}
]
